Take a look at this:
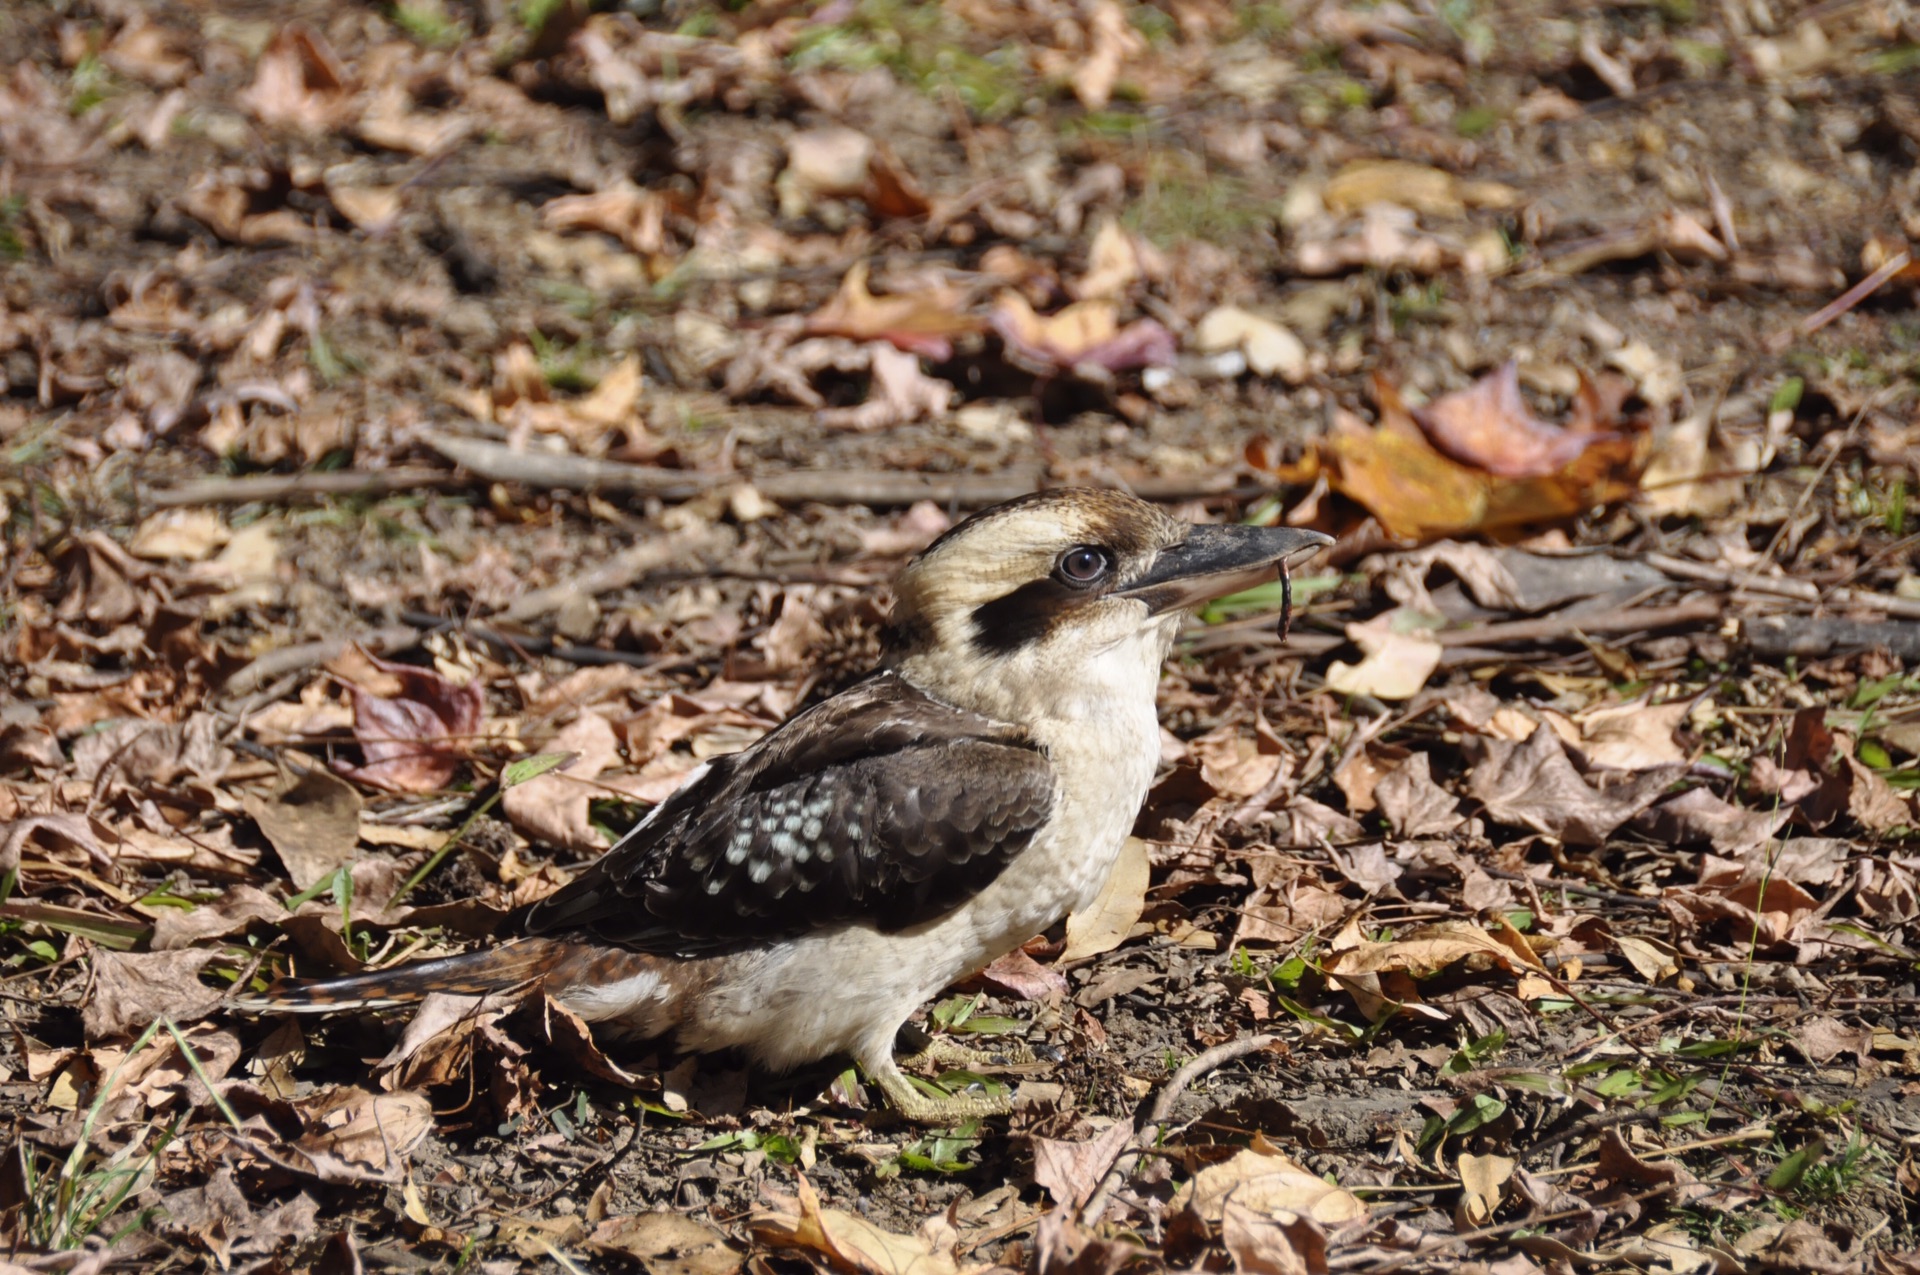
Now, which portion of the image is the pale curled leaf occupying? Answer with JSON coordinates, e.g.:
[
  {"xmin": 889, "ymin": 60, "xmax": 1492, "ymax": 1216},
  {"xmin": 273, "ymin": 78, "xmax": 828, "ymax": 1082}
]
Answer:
[
  {"xmin": 1062, "ymin": 836, "xmax": 1151, "ymax": 961},
  {"xmin": 752, "ymin": 1174, "xmax": 960, "ymax": 1275}
]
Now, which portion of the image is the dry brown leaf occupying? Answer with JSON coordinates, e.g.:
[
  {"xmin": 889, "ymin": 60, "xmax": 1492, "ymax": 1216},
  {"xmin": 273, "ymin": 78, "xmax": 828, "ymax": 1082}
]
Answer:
[
  {"xmin": 83, "ymin": 948, "xmax": 226, "ymax": 1039},
  {"xmin": 1457, "ymin": 1152, "xmax": 1516, "ymax": 1226},
  {"xmin": 326, "ymin": 182, "xmax": 402, "ymax": 232},
  {"xmin": 1190, "ymin": 727, "xmax": 1286, "ymax": 799},
  {"xmin": 1325, "ymin": 609, "xmax": 1442, "ymax": 701},
  {"xmin": 1662, "ymin": 875, "xmax": 1820, "ymax": 948},
  {"xmin": 1031, "ymin": 1119, "xmax": 1133, "ymax": 1212},
  {"xmin": 1468, "ymin": 727, "xmax": 1684, "ymax": 846},
  {"xmin": 289, "ymin": 1086, "xmax": 433, "ymax": 1184},
  {"xmin": 500, "ymin": 711, "xmax": 622, "ymax": 853},
  {"xmin": 1628, "ymin": 788, "xmax": 1791, "ymax": 859},
  {"xmin": 990, "ymin": 292, "xmax": 1174, "ymax": 374},
  {"xmin": 1054, "ymin": 0, "xmax": 1146, "ymax": 110},
  {"xmin": 1175, "ymin": 1147, "xmax": 1369, "ymax": 1227},
  {"xmin": 1062, "ymin": 835, "xmax": 1150, "ymax": 961},
  {"xmin": 1194, "ymin": 306, "xmax": 1308, "ymax": 381},
  {"xmin": 1273, "ymin": 373, "xmax": 1644, "ymax": 542},
  {"xmin": 1322, "ymin": 919, "xmax": 1544, "ymax": 982},
  {"xmin": 336, "ymin": 653, "xmax": 484, "ymax": 794},
  {"xmin": 237, "ymin": 26, "xmax": 351, "ymax": 133},
  {"xmin": 1323, "ymin": 160, "xmax": 1520, "ymax": 217},
  {"xmin": 979, "ymin": 947, "xmax": 1070, "ymax": 1001},
  {"xmin": 1220, "ymin": 1200, "xmax": 1327, "ymax": 1275},
  {"xmin": 752, "ymin": 1174, "xmax": 960, "ymax": 1275},
  {"xmin": 245, "ymin": 766, "xmax": 363, "ymax": 892},
  {"xmin": 817, "ymin": 343, "xmax": 957, "ymax": 432},
  {"xmin": 1542, "ymin": 697, "xmax": 1690, "ymax": 772},
  {"xmin": 779, "ymin": 127, "xmax": 929, "ymax": 220},
  {"xmin": 804, "ymin": 264, "xmax": 978, "ymax": 360},
  {"xmin": 588, "ymin": 1213, "xmax": 742, "ymax": 1273},
  {"xmin": 1373, "ymin": 754, "xmax": 1464, "ymax": 838},
  {"xmin": 1412, "ymin": 362, "xmax": 1620, "ymax": 480},
  {"xmin": 1071, "ymin": 218, "xmax": 1144, "ymax": 302},
  {"xmin": 128, "ymin": 508, "xmax": 229, "ymax": 561}
]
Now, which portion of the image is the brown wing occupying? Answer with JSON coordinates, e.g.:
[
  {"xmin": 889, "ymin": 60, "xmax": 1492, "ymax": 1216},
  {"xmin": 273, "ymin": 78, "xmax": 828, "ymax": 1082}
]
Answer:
[{"xmin": 524, "ymin": 673, "xmax": 1056, "ymax": 956}]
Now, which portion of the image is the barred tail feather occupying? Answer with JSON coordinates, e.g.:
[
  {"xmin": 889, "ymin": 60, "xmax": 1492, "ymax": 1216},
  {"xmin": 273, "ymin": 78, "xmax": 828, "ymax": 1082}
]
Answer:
[{"xmin": 234, "ymin": 939, "xmax": 579, "ymax": 1014}]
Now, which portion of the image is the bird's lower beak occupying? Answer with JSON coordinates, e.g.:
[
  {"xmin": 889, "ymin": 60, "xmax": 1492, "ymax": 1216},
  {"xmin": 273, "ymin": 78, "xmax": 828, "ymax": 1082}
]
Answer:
[{"xmin": 1119, "ymin": 524, "xmax": 1334, "ymax": 615}]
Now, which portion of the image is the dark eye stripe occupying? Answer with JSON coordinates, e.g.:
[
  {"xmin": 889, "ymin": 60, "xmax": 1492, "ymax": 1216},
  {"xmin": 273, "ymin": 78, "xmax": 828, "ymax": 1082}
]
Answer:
[{"xmin": 968, "ymin": 578, "xmax": 1089, "ymax": 656}]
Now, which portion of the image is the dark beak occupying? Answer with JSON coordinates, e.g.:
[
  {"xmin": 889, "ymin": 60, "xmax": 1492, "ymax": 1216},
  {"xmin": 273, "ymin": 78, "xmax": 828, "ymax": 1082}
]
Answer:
[{"xmin": 1120, "ymin": 524, "xmax": 1334, "ymax": 615}]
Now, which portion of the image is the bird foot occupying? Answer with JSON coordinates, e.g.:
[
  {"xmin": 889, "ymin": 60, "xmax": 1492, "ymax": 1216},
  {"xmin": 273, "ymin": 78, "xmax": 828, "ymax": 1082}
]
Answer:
[
  {"xmin": 899, "ymin": 1034, "xmax": 1037, "ymax": 1073},
  {"xmin": 867, "ymin": 1062, "xmax": 1014, "ymax": 1124}
]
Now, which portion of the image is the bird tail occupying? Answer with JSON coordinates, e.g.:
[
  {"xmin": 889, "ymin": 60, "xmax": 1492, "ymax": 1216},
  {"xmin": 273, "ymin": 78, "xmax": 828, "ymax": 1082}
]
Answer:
[{"xmin": 234, "ymin": 938, "xmax": 610, "ymax": 1014}]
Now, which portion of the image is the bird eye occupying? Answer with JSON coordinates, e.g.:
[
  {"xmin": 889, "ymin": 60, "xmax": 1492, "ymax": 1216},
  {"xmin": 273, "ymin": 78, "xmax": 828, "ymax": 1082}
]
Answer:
[{"xmin": 1055, "ymin": 546, "xmax": 1112, "ymax": 586}]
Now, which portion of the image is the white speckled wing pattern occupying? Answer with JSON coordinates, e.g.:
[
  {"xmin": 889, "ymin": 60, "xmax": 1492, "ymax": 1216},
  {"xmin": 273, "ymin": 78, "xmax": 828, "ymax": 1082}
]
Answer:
[{"xmin": 522, "ymin": 671, "xmax": 1057, "ymax": 955}]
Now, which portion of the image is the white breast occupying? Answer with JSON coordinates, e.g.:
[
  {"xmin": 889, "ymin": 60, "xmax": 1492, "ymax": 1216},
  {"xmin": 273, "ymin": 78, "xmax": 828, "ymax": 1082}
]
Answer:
[{"xmin": 666, "ymin": 619, "xmax": 1177, "ymax": 1073}]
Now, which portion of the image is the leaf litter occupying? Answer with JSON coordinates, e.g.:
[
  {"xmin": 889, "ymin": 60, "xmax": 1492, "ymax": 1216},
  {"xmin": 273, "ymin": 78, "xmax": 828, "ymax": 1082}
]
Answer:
[{"xmin": 2, "ymin": 0, "xmax": 1920, "ymax": 1270}]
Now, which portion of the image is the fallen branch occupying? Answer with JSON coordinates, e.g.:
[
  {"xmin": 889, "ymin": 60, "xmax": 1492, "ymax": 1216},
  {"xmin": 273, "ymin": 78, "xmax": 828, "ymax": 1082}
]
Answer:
[
  {"xmin": 1078, "ymin": 1033, "xmax": 1277, "ymax": 1228},
  {"xmin": 222, "ymin": 624, "xmax": 421, "ymax": 697},
  {"xmin": 431, "ymin": 435, "xmax": 1256, "ymax": 507},
  {"xmin": 1644, "ymin": 551, "xmax": 1920, "ymax": 620},
  {"xmin": 1185, "ymin": 597, "xmax": 1722, "ymax": 657},
  {"xmin": 148, "ymin": 468, "xmax": 459, "ymax": 507},
  {"xmin": 1430, "ymin": 597, "xmax": 1724, "ymax": 647},
  {"xmin": 499, "ymin": 525, "xmax": 736, "ymax": 624},
  {"xmin": 1743, "ymin": 614, "xmax": 1920, "ymax": 660}
]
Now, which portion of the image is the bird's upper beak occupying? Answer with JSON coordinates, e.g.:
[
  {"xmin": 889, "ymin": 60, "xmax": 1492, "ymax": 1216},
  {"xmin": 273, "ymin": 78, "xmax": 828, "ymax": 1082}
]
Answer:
[{"xmin": 1119, "ymin": 523, "xmax": 1334, "ymax": 616}]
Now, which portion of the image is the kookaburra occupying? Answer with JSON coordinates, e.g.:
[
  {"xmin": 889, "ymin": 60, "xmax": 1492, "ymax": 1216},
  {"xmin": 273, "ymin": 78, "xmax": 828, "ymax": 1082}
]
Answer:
[{"xmin": 244, "ymin": 490, "xmax": 1330, "ymax": 1122}]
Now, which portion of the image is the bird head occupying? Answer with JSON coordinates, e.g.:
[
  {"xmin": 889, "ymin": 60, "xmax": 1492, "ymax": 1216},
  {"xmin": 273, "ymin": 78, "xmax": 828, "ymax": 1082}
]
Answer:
[{"xmin": 886, "ymin": 489, "xmax": 1331, "ymax": 723}]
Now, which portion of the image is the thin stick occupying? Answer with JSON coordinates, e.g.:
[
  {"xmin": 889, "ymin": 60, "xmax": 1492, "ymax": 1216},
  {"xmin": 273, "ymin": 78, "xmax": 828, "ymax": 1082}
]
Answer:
[
  {"xmin": 147, "ymin": 468, "xmax": 459, "ymax": 507},
  {"xmin": 1079, "ymin": 1034, "xmax": 1277, "ymax": 1228},
  {"xmin": 222, "ymin": 624, "xmax": 421, "ymax": 699},
  {"xmin": 1767, "ymin": 247, "xmax": 1911, "ymax": 351}
]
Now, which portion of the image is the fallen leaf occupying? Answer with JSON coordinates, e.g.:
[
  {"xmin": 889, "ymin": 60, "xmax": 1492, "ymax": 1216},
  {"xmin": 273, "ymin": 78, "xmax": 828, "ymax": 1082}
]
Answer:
[
  {"xmin": 1412, "ymin": 362, "xmax": 1620, "ymax": 479},
  {"xmin": 1323, "ymin": 160, "xmax": 1520, "ymax": 217},
  {"xmin": 1322, "ymin": 919, "xmax": 1544, "ymax": 981},
  {"xmin": 817, "ymin": 343, "xmax": 957, "ymax": 432},
  {"xmin": 1174, "ymin": 1147, "xmax": 1369, "ymax": 1227},
  {"xmin": 980, "ymin": 947, "xmax": 1070, "ymax": 1000},
  {"xmin": 128, "ymin": 508, "xmax": 230, "ymax": 561},
  {"xmin": 804, "ymin": 264, "xmax": 978, "ymax": 361},
  {"xmin": 336, "ymin": 653, "xmax": 485, "ymax": 794},
  {"xmin": 288, "ymin": 1086, "xmax": 434, "ymax": 1184},
  {"xmin": 1221, "ymin": 1200, "xmax": 1327, "ymax": 1275},
  {"xmin": 245, "ymin": 766, "xmax": 363, "ymax": 892},
  {"xmin": 990, "ymin": 292, "xmax": 1174, "ymax": 375},
  {"xmin": 1457, "ymin": 1152, "xmax": 1516, "ymax": 1226},
  {"xmin": 752, "ymin": 1174, "xmax": 959, "ymax": 1275},
  {"xmin": 1628, "ymin": 788, "xmax": 1792, "ymax": 859},
  {"xmin": 1031, "ymin": 1120, "xmax": 1133, "ymax": 1212},
  {"xmin": 1373, "ymin": 754, "xmax": 1464, "ymax": 838},
  {"xmin": 1194, "ymin": 306, "xmax": 1308, "ymax": 382},
  {"xmin": 588, "ymin": 1213, "xmax": 742, "ymax": 1274},
  {"xmin": 1325, "ymin": 609, "xmax": 1443, "ymax": 701},
  {"xmin": 1468, "ymin": 727, "xmax": 1684, "ymax": 846},
  {"xmin": 1662, "ymin": 874, "xmax": 1820, "ymax": 948},
  {"xmin": 780, "ymin": 127, "xmax": 929, "ymax": 220},
  {"xmin": 1062, "ymin": 836, "xmax": 1151, "ymax": 960},
  {"xmin": 1542, "ymin": 697, "xmax": 1690, "ymax": 772},
  {"xmin": 500, "ymin": 711, "xmax": 621, "ymax": 853},
  {"xmin": 1071, "ymin": 218, "xmax": 1145, "ymax": 301},
  {"xmin": 84, "ymin": 948, "xmax": 226, "ymax": 1039}
]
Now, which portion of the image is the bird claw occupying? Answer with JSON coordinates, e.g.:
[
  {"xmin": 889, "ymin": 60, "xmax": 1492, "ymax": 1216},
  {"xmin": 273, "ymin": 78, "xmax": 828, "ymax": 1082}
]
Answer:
[
  {"xmin": 871, "ymin": 1066, "xmax": 1014, "ymax": 1124},
  {"xmin": 900, "ymin": 1035, "xmax": 1037, "ymax": 1072}
]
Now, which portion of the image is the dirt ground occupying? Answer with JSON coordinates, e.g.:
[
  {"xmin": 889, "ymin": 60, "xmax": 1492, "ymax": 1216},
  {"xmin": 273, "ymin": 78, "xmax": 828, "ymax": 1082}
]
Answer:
[{"xmin": 4, "ymin": 0, "xmax": 1920, "ymax": 1271}]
